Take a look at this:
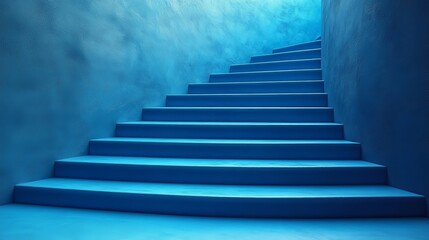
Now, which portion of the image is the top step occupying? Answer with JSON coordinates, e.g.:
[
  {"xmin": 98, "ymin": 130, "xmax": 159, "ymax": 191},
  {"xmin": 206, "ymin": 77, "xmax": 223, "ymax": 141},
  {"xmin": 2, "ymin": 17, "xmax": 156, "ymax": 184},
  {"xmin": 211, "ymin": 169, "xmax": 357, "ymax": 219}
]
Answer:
[{"xmin": 273, "ymin": 40, "xmax": 322, "ymax": 54}]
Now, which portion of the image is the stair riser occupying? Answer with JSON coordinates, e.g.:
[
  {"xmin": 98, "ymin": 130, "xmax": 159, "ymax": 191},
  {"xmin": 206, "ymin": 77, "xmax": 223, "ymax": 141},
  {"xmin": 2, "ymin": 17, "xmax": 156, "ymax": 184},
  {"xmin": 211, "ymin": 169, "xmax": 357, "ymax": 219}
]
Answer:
[
  {"xmin": 230, "ymin": 59, "xmax": 321, "ymax": 72},
  {"xmin": 210, "ymin": 70, "xmax": 321, "ymax": 83},
  {"xmin": 116, "ymin": 124, "xmax": 344, "ymax": 140},
  {"xmin": 188, "ymin": 81, "xmax": 325, "ymax": 94},
  {"xmin": 14, "ymin": 187, "xmax": 426, "ymax": 218},
  {"xmin": 141, "ymin": 109, "xmax": 334, "ymax": 122},
  {"xmin": 166, "ymin": 94, "xmax": 328, "ymax": 107},
  {"xmin": 89, "ymin": 141, "xmax": 361, "ymax": 159},
  {"xmin": 251, "ymin": 49, "xmax": 321, "ymax": 63},
  {"xmin": 273, "ymin": 41, "xmax": 322, "ymax": 53},
  {"xmin": 55, "ymin": 162, "xmax": 387, "ymax": 185}
]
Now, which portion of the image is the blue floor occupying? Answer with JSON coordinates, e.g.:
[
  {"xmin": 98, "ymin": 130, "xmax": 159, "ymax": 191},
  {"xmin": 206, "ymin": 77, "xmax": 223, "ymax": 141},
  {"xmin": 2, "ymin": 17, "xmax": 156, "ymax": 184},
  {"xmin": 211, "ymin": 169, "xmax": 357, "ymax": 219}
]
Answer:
[{"xmin": 0, "ymin": 204, "xmax": 428, "ymax": 240}]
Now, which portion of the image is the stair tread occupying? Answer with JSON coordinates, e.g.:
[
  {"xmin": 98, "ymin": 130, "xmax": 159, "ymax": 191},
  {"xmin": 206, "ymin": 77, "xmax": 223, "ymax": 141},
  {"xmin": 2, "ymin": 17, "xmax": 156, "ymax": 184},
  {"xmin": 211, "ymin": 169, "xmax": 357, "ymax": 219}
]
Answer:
[
  {"xmin": 229, "ymin": 59, "xmax": 321, "ymax": 72},
  {"xmin": 91, "ymin": 138, "xmax": 358, "ymax": 144},
  {"xmin": 190, "ymin": 80, "xmax": 324, "ymax": 86},
  {"xmin": 58, "ymin": 156, "xmax": 380, "ymax": 168},
  {"xmin": 231, "ymin": 58, "xmax": 321, "ymax": 67},
  {"xmin": 273, "ymin": 40, "xmax": 322, "ymax": 53},
  {"xmin": 141, "ymin": 107, "xmax": 334, "ymax": 122},
  {"xmin": 144, "ymin": 107, "xmax": 332, "ymax": 109},
  {"xmin": 118, "ymin": 121, "xmax": 342, "ymax": 126},
  {"xmin": 17, "ymin": 178, "xmax": 422, "ymax": 198},
  {"xmin": 211, "ymin": 69, "xmax": 322, "ymax": 75},
  {"xmin": 169, "ymin": 93, "xmax": 327, "ymax": 96},
  {"xmin": 274, "ymin": 40, "xmax": 321, "ymax": 48},
  {"xmin": 254, "ymin": 48, "xmax": 321, "ymax": 57}
]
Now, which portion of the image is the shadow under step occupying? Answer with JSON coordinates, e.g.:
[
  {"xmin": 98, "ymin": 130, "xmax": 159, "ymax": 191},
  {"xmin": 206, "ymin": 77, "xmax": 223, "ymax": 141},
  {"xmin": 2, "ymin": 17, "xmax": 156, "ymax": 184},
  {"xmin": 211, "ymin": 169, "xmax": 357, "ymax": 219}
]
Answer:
[
  {"xmin": 15, "ymin": 179, "xmax": 426, "ymax": 218},
  {"xmin": 55, "ymin": 156, "xmax": 386, "ymax": 185}
]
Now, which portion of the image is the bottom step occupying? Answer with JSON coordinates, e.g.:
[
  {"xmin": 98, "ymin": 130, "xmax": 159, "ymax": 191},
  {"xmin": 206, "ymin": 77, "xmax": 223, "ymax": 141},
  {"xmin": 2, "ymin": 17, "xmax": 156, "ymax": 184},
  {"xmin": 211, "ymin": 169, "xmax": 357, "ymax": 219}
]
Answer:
[{"xmin": 15, "ymin": 178, "xmax": 426, "ymax": 218}]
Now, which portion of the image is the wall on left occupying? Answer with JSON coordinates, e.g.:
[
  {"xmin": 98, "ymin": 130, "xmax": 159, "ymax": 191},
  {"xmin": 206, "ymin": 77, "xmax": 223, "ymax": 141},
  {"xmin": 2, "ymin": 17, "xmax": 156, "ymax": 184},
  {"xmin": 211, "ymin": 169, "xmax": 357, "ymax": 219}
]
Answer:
[{"xmin": 0, "ymin": 0, "xmax": 321, "ymax": 204}]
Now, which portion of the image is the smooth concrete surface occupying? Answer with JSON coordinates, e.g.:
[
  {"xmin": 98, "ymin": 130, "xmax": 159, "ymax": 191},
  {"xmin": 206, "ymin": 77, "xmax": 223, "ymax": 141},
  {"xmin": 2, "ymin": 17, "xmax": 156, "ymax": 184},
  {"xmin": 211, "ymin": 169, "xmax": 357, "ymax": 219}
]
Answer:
[
  {"xmin": 251, "ymin": 48, "xmax": 321, "ymax": 63},
  {"xmin": 209, "ymin": 69, "xmax": 323, "ymax": 83},
  {"xmin": 273, "ymin": 40, "xmax": 322, "ymax": 53},
  {"xmin": 0, "ymin": 204, "xmax": 428, "ymax": 240},
  {"xmin": 188, "ymin": 80, "xmax": 326, "ymax": 94},
  {"xmin": 165, "ymin": 93, "xmax": 328, "ymax": 107},
  {"xmin": 229, "ymin": 58, "xmax": 322, "ymax": 72},
  {"xmin": 56, "ymin": 156, "xmax": 378, "ymax": 167},
  {"xmin": 115, "ymin": 121, "xmax": 344, "ymax": 140},
  {"xmin": 0, "ymin": 0, "xmax": 321, "ymax": 205},
  {"xmin": 88, "ymin": 138, "xmax": 361, "ymax": 159},
  {"xmin": 54, "ymin": 156, "xmax": 387, "ymax": 185},
  {"xmin": 140, "ymin": 107, "xmax": 334, "ymax": 122},
  {"xmin": 322, "ymin": 0, "xmax": 429, "ymax": 214},
  {"xmin": 19, "ymin": 178, "xmax": 410, "ymax": 197}
]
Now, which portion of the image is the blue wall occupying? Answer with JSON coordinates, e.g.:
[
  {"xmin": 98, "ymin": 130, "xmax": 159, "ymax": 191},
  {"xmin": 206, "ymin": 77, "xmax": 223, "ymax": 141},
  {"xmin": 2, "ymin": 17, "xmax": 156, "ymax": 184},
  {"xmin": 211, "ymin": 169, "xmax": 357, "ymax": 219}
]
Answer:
[
  {"xmin": 0, "ymin": 0, "xmax": 321, "ymax": 204},
  {"xmin": 322, "ymin": 0, "xmax": 429, "ymax": 214}
]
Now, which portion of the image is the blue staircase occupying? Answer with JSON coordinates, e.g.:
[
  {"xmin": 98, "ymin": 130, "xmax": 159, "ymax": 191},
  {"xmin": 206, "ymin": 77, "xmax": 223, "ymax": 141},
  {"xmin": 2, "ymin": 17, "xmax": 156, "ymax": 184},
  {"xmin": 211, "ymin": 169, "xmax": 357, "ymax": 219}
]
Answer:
[{"xmin": 13, "ymin": 39, "xmax": 427, "ymax": 218}]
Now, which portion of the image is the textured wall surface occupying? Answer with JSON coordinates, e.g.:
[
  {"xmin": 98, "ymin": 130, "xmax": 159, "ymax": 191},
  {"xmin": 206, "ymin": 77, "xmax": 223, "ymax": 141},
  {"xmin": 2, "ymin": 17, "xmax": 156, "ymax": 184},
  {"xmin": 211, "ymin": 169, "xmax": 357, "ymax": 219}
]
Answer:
[
  {"xmin": 322, "ymin": 0, "xmax": 429, "ymax": 214},
  {"xmin": 0, "ymin": 0, "xmax": 321, "ymax": 204}
]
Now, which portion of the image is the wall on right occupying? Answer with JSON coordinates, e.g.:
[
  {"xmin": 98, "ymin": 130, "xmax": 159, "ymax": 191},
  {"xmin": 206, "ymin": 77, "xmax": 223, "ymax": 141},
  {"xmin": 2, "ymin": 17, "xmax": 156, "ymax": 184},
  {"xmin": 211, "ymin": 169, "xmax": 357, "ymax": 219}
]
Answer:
[{"xmin": 322, "ymin": 0, "xmax": 429, "ymax": 215}]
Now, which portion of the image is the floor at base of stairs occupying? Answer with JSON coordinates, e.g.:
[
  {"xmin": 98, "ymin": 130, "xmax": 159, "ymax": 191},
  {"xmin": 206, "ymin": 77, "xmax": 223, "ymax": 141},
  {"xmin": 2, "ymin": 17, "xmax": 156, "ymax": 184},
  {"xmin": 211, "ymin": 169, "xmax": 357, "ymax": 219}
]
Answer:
[{"xmin": 0, "ymin": 204, "xmax": 428, "ymax": 240}]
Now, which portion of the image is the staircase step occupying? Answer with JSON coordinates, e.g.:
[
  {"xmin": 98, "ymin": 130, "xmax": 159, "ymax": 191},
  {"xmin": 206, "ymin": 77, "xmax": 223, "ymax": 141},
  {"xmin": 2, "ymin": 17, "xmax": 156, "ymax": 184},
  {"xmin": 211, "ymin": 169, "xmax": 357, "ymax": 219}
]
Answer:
[
  {"xmin": 210, "ymin": 69, "xmax": 321, "ymax": 83},
  {"xmin": 55, "ymin": 156, "xmax": 386, "ymax": 185},
  {"xmin": 141, "ymin": 107, "xmax": 334, "ymax": 122},
  {"xmin": 251, "ymin": 49, "xmax": 321, "ymax": 63},
  {"xmin": 116, "ymin": 122, "xmax": 343, "ymax": 139},
  {"xmin": 11, "ymin": 38, "xmax": 428, "ymax": 220},
  {"xmin": 230, "ymin": 59, "xmax": 321, "ymax": 72},
  {"xmin": 273, "ymin": 40, "xmax": 322, "ymax": 53},
  {"xmin": 89, "ymin": 138, "xmax": 361, "ymax": 159},
  {"xmin": 166, "ymin": 93, "xmax": 327, "ymax": 107},
  {"xmin": 188, "ymin": 80, "xmax": 324, "ymax": 94},
  {"xmin": 15, "ymin": 178, "xmax": 426, "ymax": 218}
]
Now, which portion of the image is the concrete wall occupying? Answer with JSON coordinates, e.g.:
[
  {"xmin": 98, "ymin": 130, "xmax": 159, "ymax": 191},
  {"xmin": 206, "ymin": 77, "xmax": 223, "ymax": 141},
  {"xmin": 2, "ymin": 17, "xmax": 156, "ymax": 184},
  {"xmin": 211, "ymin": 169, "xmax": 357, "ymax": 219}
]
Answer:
[
  {"xmin": 0, "ymin": 0, "xmax": 321, "ymax": 204},
  {"xmin": 322, "ymin": 0, "xmax": 429, "ymax": 214}
]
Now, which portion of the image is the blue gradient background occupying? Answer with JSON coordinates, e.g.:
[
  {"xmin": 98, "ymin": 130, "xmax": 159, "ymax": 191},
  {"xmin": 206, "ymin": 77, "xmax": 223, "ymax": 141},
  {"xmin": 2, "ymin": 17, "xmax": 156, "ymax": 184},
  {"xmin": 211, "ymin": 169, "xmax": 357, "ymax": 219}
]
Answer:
[{"xmin": 0, "ymin": 0, "xmax": 321, "ymax": 204}]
